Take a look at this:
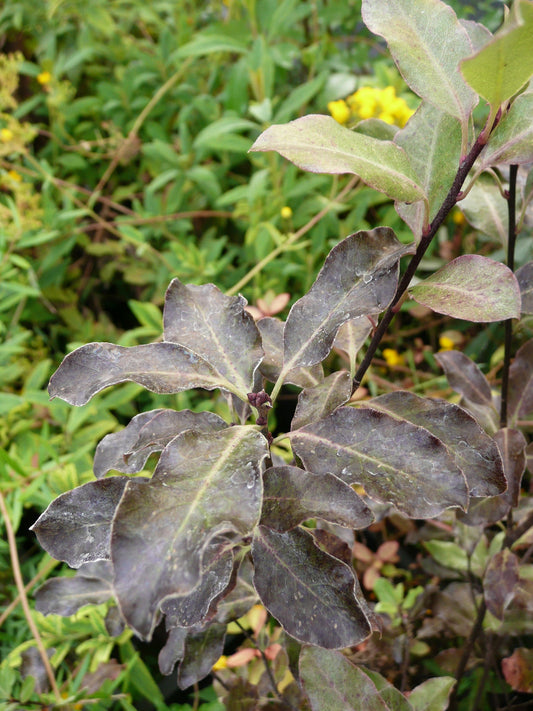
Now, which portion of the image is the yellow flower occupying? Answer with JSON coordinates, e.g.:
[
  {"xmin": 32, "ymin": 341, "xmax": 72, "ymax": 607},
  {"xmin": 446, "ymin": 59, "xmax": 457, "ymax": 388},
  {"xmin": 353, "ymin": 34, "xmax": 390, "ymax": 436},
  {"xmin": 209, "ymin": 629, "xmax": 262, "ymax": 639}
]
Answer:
[
  {"xmin": 452, "ymin": 209, "xmax": 466, "ymax": 226},
  {"xmin": 383, "ymin": 348, "xmax": 404, "ymax": 367},
  {"xmin": 280, "ymin": 205, "xmax": 292, "ymax": 219},
  {"xmin": 328, "ymin": 99, "xmax": 350, "ymax": 125},
  {"xmin": 7, "ymin": 170, "xmax": 21, "ymax": 181},
  {"xmin": 37, "ymin": 71, "xmax": 52, "ymax": 85},
  {"xmin": 0, "ymin": 128, "xmax": 14, "ymax": 142},
  {"xmin": 212, "ymin": 655, "xmax": 228, "ymax": 671},
  {"xmin": 438, "ymin": 336, "xmax": 456, "ymax": 351},
  {"xmin": 343, "ymin": 86, "xmax": 414, "ymax": 127}
]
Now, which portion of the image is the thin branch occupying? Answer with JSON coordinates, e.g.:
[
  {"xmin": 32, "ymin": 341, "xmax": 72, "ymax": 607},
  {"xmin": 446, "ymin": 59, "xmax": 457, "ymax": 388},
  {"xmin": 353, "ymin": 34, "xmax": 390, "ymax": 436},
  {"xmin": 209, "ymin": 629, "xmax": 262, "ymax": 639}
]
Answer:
[
  {"xmin": 0, "ymin": 492, "xmax": 61, "ymax": 701},
  {"xmin": 0, "ymin": 556, "xmax": 58, "ymax": 628},
  {"xmin": 352, "ymin": 111, "xmax": 501, "ymax": 394}
]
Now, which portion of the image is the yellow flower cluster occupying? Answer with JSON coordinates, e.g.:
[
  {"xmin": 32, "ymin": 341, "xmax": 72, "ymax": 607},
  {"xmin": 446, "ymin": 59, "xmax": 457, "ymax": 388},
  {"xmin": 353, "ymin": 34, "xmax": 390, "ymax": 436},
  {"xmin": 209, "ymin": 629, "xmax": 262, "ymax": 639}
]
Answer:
[{"xmin": 328, "ymin": 86, "xmax": 414, "ymax": 128}]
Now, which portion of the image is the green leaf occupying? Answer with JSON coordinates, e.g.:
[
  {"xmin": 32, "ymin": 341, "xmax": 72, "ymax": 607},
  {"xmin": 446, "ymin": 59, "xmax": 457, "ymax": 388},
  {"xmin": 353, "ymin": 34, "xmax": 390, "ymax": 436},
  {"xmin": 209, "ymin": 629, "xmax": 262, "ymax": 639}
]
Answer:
[
  {"xmin": 362, "ymin": 0, "xmax": 477, "ymax": 131},
  {"xmin": 461, "ymin": 0, "xmax": 533, "ymax": 108},
  {"xmin": 395, "ymin": 102, "xmax": 462, "ymax": 237},
  {"xmin": 480, "ymin": 92, "xmax": 533, "ymax": 168},
  {"xmin": 458, "ymin": 176, "xmax": 508, "ymax": 244},
  {"xmin": 300, "ymin": 647, "xmax": 400, "ymax": 710},
  {"xmin": 291, "ymin": 406, "xmax": 468, "ymax": 518},
  {"xmin": 174, "ymin": 32, "xmax": 248, "ymax": 58},
  {"xmin": 252, "ymin": 526, "xmax": 372, "ymax": 649},
  {"xmin": 408, "ymin": 677, "xmax": 456, "ymax": 711},
  {"xmin": 112, "ymin": 427, "xmax": 268, "ymax": 639},
  {"xmin": 423, "ymin": 540, "xmax": 468, "ymax": 572},
  {"xmin": 409, "ymin": 255, "xmax": 521, "ymax": 321},
  {"xmin": 250, "ymin": 115, "xmax": 425, "ymax": 203}
]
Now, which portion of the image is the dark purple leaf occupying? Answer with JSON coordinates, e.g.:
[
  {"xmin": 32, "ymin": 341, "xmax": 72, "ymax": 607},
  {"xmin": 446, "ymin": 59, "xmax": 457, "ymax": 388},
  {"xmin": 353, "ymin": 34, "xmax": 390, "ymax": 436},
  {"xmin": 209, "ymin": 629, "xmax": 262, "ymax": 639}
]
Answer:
[
  {"xmin": 252, "ymin": 525, "xmax": 372, "ymax": 649},
  {"xmin": 111, "ymin": 427, "xmax": 268, "ymax": 639},
  {"xmin": 484, "ymin": 549, "xmax": 520, "ymax": 620},
  {"xmin": 161, "ymin": 547, "xmax": 235, "ymax": 628},
  {"xmin": 292, "ymin": 371, "xmax": 352, "ymax": 431},
  {"xmin": 368, "ymin": 392, "xmax": 505, "ymax": 496},
  {"xmin": 508, "ymin": 339, "xmax": 533, "ymax": 421},
  {"xmin": 435, "ymin": 351, "xmax": 493, "ymax": 407},
  {"xmin": 257, "ymin": 317, "xmax": 323, "ymax": 388},
  {"xmin": 516, "ymin": 262, "xmax": 533, "ymax": 314},
  {"xmin": 282, "ymin": 229, "xmax": 411, "ymax": 370},
  {"xmin": 30, "ymin": 477, "xmax": 131, "ymax": 567},
  {"xmin": 159, "ymin": 627, "xmax": 187, "ymax": 676},
  {"xmin": 34, "ymin": 573, "xmax": 113, "ymax": 617},
  {"xmin": 409, "ymin": 256, "xmax": 520, "ymax": 322},
  {"xmin": 291, "ymin": 407, "xmax": 468, "ymax": 518},
  {"xmin": 48, "ymin": 342, "xmax": 239, "ymax": 406},
  {"xmin": 333, "ymin": 316, "xmax": 374, "ymax": 370},
  {"xmin": 163, "ymin": 279, "xmax": 263, "ymax": 397},
  {"xmin": 459, "ymin": 428, "xmax": 526, "ymax": 525},
  {"xmin": 93, "ymin": 409, "xmax": 227, "ymax": 478},
  {"xmin": 261, "ymin": 465, "xmax": 373, "ymax": 531},
  {"xmin": 214, "ymin": 557, "xmax": 259, "ymax": 624},
  {"xmin": 177, "ymin": 622, "xmax": 226, "ymax": 690}
]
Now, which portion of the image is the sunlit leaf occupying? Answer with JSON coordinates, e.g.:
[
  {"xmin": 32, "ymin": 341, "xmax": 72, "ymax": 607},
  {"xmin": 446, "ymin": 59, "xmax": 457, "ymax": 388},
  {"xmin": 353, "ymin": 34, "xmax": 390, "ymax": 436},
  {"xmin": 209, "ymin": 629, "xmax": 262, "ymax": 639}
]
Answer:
[
  {"xmin": 409, "ymin": 256, "xmax": 521, "ymax": 321},
  {"xmin": 362, "ymin": 0, "xmax": 477, "ymax": 130},
  {"xmin": 292, "ymin": 371, "xmax": 352, "ymax": 430},
  {"xmin": 257, "ymin": 317, "xmax": 323, "ymax": 388},
  {"xmin": 368, "ymin": 392, "xmax": 506, "ymax": 497},
  {"xmin": 260, "ymin": 465, "xmax": 373, "ymax": 531},
  {"xmin": 30, "ymin": 477, "xmax": 131, "ymax": 568},
  {"xmin": 395, "ymin": 102, "xmax": 462, "ymax": 237},
  {"xmin": 163, "ymin": 279, "xmax": 263, "ymax": 399},
  {"xmin": 283, "ymin": 229, "xmax": 412, "ymax": 371},
  {"xmin": 407, "ymin": 677, "xmax": 456, "ymax": 711},
  {"xmin": 461, "ymin": 0, "xmax": 533, "ymax": 108},
  {"xmin": 250, "ymin": 115, "xmax": 425, "ymax": 203},
  {"xmin": 300, "ymin": 647, "xmax": 395, "ymax": 710},
  {"xmin": 291, "ymin": 406, "xmax": 468, "ymax": 518},
  {"xmin": 48, "ymin": 342, "xmax": 240, "ymax": 406},
  {"xmin": 252, "ymin": 525, "xmax": 372, "ymax": 648},
  {"xmin": 112, "ymin": 427, "xmax": 268, "ymax": 639},
  {"xmin": 93, "ymin": 409, "xmax": 227, "ymax": 477}
]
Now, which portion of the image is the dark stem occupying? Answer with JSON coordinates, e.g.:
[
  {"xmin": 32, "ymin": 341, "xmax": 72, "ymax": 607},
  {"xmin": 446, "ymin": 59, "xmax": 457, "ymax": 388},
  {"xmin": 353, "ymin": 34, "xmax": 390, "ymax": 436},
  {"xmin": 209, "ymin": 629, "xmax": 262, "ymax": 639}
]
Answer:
[
  {"xmin": 352, "ymin": 114, "xmax": 500, "ymax": 394},
  {"xmin": 499, "ymin": 164, "xmax": 518, "ymax": 428},
  {"xmin": 448, "ymin": 599, "xmax": 487, "ymax": 711}
]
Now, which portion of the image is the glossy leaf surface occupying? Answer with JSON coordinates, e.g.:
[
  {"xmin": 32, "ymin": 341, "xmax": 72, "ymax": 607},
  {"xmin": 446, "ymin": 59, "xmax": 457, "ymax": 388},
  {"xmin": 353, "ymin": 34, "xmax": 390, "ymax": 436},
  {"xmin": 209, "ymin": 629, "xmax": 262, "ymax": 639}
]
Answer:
[
  {"xmin": 362, "ymin": 0, "xmax": 477, "ymax": 129},
  {"xmin": 252, "ymin": 525, "xmax": 371, "ymax": 648},
  {"xmin": 31, "ymin": 477, "xmax": 130, "ymax": 568},
  {"xmin": 292, "ymin": 371, "xmax": 352, "ymax": 431},
  {"xmin": 250, "ymin": 115, "xmax": 425, "ymax": 203},
  {"xmin": 368, "ymin": 392, "xmax": 505, "ymax": 496},
  {"xmin": 409, "ymin": 256, "xmax": 521, "ymax": 322},
  {"xmin": 260, "ymin": 465, "xmax": 373, "ymax": 531},
  {"xmin": 93, "ymin": 408, "xmax": 227, "ymax": 477},
  {"xmin": 291, "ymin": 406, "xmax": 468, "ymax": 517},
  {"xmin": 112, "ymin": 427, "xmax": 268, "ymax": 639},
  {"xmin": 163, "ymin": 279, "xmax": 263, "ymax": 398},
  {"xmin": 283, "ymin": 229, "xmax": 411, "ymax": 370},
  {"xmin": 48, "ymin": 342, "xmax": 238, "ymax": 406}
]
